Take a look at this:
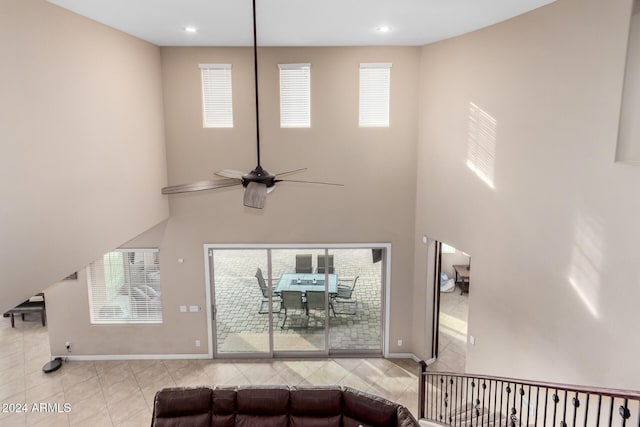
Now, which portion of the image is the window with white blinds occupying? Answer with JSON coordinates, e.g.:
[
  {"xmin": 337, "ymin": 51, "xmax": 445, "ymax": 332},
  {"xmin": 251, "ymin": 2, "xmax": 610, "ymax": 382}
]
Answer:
[
  {"xmin": 359, "ymin": 63, "xmax": 392, "ymax": 127},
  {"xmin": 200, "ymin": 64, "xmax": 233, "ymax": 128},
  {"xmin": 87, "ymin": 249, "xmax": 162, "ymax": 324},
  {"xmin": 279, "ymin": 63, "xmax": 311, "ymax": 128}
]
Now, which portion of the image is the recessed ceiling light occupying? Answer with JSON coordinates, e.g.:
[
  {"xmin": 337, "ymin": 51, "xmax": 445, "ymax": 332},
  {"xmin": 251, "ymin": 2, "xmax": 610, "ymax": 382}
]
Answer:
[
  {"xmin": 184, "ymin": 26, "xmax": 197, "ymax": 33},
  {"xmin": 377, "ymin": 26, "xmax": 391, "ymax": 33}
]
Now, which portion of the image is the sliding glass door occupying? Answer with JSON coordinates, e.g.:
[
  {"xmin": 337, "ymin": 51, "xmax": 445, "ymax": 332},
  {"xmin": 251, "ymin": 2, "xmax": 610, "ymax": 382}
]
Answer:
[
  {"xmin": 211, "ymin": 249, "xmax": 271, "ymax": 355},
  {"xmin": 207, "ymin": 244, "xmax": 386, "ymax": 358}
]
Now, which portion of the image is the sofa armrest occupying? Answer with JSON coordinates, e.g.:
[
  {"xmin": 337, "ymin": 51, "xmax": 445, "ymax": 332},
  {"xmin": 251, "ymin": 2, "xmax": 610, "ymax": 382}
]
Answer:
[
  {"xmin": 152, "ymin": 387, "xmax": 212, "ymax": 427},
  {"xmin": 396, "ymin": 405, "xmax": 420, "ymax": 427}
]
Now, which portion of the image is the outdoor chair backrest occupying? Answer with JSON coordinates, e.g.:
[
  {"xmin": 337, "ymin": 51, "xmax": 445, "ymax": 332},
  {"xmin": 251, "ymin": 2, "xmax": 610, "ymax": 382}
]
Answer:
[
  {"xmin": 280, "ymin": 290, "xmax": 305, "ymax": 310},
  {"xmin": 316, "ymin": 255, "xmax": 335, "ymax": 274},
  {"xmin": 295, "ymin": 254, "xmax": 313, "ymax": 273},
  {"xmin": 337, "ymin": 276, "xmax": 359, "ymax": 299},
  {"xmin": 305, "ymin": 290, "xmax": 325, "ymax": 311},
  {"xmin": 255, "ymin": 268, "xmax": 268, "ymax": 297}
]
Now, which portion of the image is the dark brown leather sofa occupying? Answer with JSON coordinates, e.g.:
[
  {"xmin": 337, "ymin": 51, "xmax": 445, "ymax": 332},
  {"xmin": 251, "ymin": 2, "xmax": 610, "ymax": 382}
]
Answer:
[{"xmin": 152, "ymin": 385, "xmax": 419, "ymax": 427}]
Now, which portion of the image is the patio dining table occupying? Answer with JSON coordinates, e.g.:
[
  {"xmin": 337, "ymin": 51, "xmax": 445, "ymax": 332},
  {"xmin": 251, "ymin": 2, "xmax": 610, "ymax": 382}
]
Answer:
[{"xmin": 275, "ymin": 273, "xmax": 338, "ymax": 295}]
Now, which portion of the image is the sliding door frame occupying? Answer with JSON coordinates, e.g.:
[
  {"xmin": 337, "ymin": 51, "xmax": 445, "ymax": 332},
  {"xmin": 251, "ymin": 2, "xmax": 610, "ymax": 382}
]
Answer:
[{"xmin": 203, "ymin": 243, "xmax": 392, "ymax": 359}]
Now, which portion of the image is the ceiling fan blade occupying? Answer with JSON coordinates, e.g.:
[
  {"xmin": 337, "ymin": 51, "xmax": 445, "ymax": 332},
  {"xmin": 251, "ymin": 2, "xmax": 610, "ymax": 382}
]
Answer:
[
  {"xmin": 243, "ymin": 181, "xmax": 268, "ymax": 209},
  {"xmin": 214, "ymin": 169, "xmax": 245, "ymax": 179},
  {"xmin": 161, "ymin": 178, "xmax": 241, "ymax": 195},
  {"xmin": 274, "ymin": 167, "xmax": 307, "ymax": 177},
  {"xmin": 276, "ymin": 179, "xmax": 344, "ymax": 186}
]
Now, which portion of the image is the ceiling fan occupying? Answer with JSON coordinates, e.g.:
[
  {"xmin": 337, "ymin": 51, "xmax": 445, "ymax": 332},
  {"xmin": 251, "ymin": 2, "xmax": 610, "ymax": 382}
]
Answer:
[{"xmin": 161, "ymin": 0, "xmax": 342, "ymax": 209}]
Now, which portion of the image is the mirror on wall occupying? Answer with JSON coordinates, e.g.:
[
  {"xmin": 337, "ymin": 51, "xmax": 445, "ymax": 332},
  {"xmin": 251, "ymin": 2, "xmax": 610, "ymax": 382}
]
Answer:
[{"xmin": 617, "ymin": 0, "xmax": 640, "ymax": 162}]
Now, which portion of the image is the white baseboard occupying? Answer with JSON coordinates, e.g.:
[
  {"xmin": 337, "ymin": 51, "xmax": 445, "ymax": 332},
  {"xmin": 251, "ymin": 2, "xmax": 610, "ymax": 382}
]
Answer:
[
  {"xmin": 54, "ymin": 353, "xmax": 211, "ymax": 361},
  {"xmin": 387, "ymin": 352, "xmax": 419, "ymax": 361}
]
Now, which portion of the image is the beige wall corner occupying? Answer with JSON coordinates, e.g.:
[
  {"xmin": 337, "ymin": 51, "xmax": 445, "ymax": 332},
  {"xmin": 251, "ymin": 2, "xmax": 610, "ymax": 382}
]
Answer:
[{"xmin": 0, "ymin": 0, "xmax": 169, "ymax": 312}]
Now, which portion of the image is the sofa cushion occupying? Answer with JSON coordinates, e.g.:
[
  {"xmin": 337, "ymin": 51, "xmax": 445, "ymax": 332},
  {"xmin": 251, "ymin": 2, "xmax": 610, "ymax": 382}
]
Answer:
[
  {"xmin": 152, "ymin": 387, "xmax": 212, "ymax": 427},
  {"xmin": 290, "ymin": 386, "xmax": 342, "ymax": 427},
  {"xmin": 236, "ymin": 386, "xmax": 290, "ymax": 427},
  {"xmin": 342, "ymin": 387, "xmax": 398, "ymax": 427},
  {"xmin": 212, "ymin": 388, "xmax": 237, "ymax": 427}
]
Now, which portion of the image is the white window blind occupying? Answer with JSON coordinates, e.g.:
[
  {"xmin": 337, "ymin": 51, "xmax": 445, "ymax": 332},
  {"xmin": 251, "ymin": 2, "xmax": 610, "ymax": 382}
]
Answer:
[
  {"xmin": 359, "ymin": 63, "xmax": 392, "ymax": 127},
  {"xmin": 200, "ymin": 64, "xmax": 233, "ymax": 128},
  {"xmin": 279, "ymin": 63, "xmax": 311, "ymax": 128},
  {"xmin": 87, "ymin": 249, "xmax": 162, "ymax": 324}
]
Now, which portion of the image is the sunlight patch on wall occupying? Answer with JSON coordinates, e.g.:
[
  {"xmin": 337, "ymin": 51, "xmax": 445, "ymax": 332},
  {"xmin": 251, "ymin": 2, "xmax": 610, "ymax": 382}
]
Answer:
[
  {"xmin": 466, "ymin": 102, "xmax": 497, "ymax": 189},
  {"xmin": 568, "ymin": 214, "xmax": 603, "ymax": 319}
]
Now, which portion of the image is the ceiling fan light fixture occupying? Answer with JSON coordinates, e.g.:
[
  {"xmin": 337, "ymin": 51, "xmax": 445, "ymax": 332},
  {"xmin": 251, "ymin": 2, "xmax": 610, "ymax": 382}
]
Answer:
[
  {"xmin": 376, "ymin": 25, "xmax": 391, "ymax": 33},
  {"xmin": 184, "ymin": 26, "xmax": 197, "ymax": 33}
]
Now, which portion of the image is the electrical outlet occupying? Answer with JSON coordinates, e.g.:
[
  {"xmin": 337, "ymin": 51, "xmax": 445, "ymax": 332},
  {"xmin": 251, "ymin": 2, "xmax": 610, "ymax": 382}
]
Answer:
[
  {"xmin": 397, "ymin": 339, "xmax": 403, "ymax": 347},
  {"xmin": 469, "ymin": 335, "xmax": 476, "ymax": 345},
  {"xmin": 195, "ymin": 340, "xmax": 201, "ymax": 347},
  {"xmin": 179, "ymin": 305, "xmax": 187, "ymax": 313}
]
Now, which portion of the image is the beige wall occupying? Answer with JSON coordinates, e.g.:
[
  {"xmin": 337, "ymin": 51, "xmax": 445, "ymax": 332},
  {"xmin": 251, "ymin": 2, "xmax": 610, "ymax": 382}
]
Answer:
[
  {"xmin": 0, "ymin": 0, "xmax": 169, "ymax": 312},
  {"xmin": 159, "ymin": 46, "xmax": 420, "ymax": 355},
  {"xmin": 415, "ymin": 0, "xmax": 640, "ymax": 388},
  {"xmin": 45, "ymin": 46, "xmax": 420, "ymax": 356}
]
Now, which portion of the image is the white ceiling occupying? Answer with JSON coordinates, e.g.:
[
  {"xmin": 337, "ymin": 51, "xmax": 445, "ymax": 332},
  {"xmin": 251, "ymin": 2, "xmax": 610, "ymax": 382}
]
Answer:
[{"xmin": 47, "ymin": 0, "xmax": 556, "ymax": 47}]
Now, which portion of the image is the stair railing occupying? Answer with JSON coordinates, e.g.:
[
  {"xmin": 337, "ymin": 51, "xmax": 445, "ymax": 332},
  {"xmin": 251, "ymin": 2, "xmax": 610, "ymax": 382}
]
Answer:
[{"xmin": 419, "ymin": 361, "xmax": 640, "ymax": 427}]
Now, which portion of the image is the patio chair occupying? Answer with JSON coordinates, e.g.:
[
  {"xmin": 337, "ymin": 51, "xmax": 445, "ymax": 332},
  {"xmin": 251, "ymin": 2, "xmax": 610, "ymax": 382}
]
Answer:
[
  {"xmin": 280, "ymin": 290, "xmax": 307, "ymax": 328},
  {"xmin": 295, "ymin": 254, "xmax": 313, "ymax": 273},
  {"xmin": 332, "ymin": 276, "xmax": 359, "ymax": 315},
  {"xmin": 306, "ymin": 290, "xmax": 336, "ymax": 319},
  {"xmin": 316, "ymin": 254, "xmax": 335, "ymax": 274},
  {"xmin": 256, "ymin": 268, "xmax": 281, "ymax": 314}
]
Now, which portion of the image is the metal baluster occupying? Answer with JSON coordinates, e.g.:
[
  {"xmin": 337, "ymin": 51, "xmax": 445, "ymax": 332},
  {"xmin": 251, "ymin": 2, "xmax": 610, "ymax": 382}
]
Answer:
[
  {"xmin": 464, "ymin": 377, "xmax": 473, "ymax": 424},
  {"xmin": 500, "ymin": 382, "xmax": 506, "ymax": 427},
  {"xmin": 519, "ymin": 385, "xmax": 525, "ymax": 427},
  {"xmin": 552, "ymin": 389, "xmax": 559, "ymax": 427},
  {"xmin": 428, "ymin": 374, "xmax": 432, "ymax": 420},
  {"xmin": 487, "ymin": 380, "xmax": 496, "ymax": 425},
  {"xmin": 447, "ymin": 376, "xmax": 452, "ymax": 425},
  {"xmin": 543, "ymin": 388, "xmax": 549, "ymax": 427},
  {"xmin": 526, "ymin": 385, "xmax": 531, "ymax": 427},
  {"xmin": 424, "ymin": 375, "xmax": 433, "ymax": 420},
  {"xmin": 476, "ymin": 378, "xmax": 481, "ymax": 427},
  {"xmin": 572, "ymin": 392, "xmax": 579, "ymax": 427},
  {"xmin": 447, "ymin": 377, "xmax": 455, "ymax": 424},
  {"xmin": 620, "ymin": 398, "xmax": 630, "ymax": 427},
  {"xmin": 534, "ymin": 387, "xmax": 540, "ymax": 427},
  {"xmin": 482, "ymin": 381, "xmax": 487, "ymax": 427},
  {"xmin": 562, "ymin": 390, "xmax": 568, "ymax": 427},
  {"xmin": 595, "ymin": 395, "xmax": 602, "ymax": 427},
  {"xmin": 583, "ymin": 394, "xmax": 590, "ymax": 427},
  {"xmin": 494, "ymin": 381, "xmax": 500, "ymax": 427},
  {"xmin": 440, "ymin": 375, "xmax": 445, "ymax": 423},
  {"xmin": 506, "ymin": 383, "xmax": 512, "ymax": 427},
  {"xmin": 607, "ymin": 397, "xmax": 614, "ymax": 427},
  {"xmin": 511, "ymin": 383, "xmax": 517, "ymax": 427},
  {"xmin": 454, "ymin": 376, "xmax": 459, "ymax": 427},
  {"xmin": 471, "ymin": 378, "xmax": 476, "ymax": 427}
]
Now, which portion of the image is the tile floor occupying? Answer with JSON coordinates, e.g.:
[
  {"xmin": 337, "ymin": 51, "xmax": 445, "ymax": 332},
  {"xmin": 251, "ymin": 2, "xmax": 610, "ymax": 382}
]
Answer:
[
  {"xmin": 0, "ymin": 315, "xmax": 421, "ymax": 426},
  {"xmin": 428, "ymin": 285, "xmax": 468, "ymax": 373}
]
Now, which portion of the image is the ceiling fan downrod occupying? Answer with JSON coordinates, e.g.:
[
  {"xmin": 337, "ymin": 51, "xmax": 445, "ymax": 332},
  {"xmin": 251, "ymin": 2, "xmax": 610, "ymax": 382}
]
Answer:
[{"xmin": 252, "ymin": 0, "xmax": 262, "ymax": 169}]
